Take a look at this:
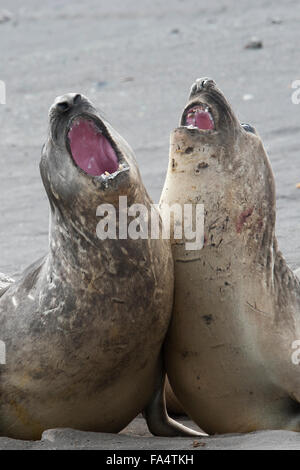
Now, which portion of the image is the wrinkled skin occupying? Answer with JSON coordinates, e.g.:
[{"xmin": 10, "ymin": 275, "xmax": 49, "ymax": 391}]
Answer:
[
  {"xmin": 0, "ymin": 94, "xmax": 201, "ymax": 440},
  {"xmin": 161, "ymin": 78, "xmax": 300, "ymax": 434}
]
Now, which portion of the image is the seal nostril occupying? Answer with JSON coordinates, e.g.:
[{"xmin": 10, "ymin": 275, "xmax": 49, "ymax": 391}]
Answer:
[
  {"xmin": 73, "ymin": 94, "xmax": 82, "ymax": 105},
  {"xmin": 55, "ymin": 93, "xmax": 82, "ymax": 113},
  {"xmin": 191, "ymin": 83, "xmax": 198, "ymax": 94},
  {"xmin": 202, "ymin": 78, "xmax": 216, "ymax": 89}
]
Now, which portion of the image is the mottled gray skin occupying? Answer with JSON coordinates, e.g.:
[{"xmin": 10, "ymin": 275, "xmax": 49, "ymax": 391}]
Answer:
[
  {"xmin": 0, "ymin": 94, "xmax": 201, "ymax": 440},
  {"xmin": 161, "ymin": 79, "xmax": 300, "ymax": 434}
]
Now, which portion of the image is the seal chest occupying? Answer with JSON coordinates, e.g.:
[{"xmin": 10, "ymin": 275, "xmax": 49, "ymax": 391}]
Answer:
[{"xmin": 161, "ymin": 78, "xmax": 300, "ymax": 434}]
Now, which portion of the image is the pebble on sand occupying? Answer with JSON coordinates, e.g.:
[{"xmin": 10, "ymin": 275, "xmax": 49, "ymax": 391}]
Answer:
[
  {"xmin": 0, "ymin": 10, "xmax": 12, "ymax": 24},
  {"xmin": 244, "ymin": 37, "xmax": 263, "ymax": 49},
  {"xmin": 243, "ymin": 94, "xmax": 254, "ymax": 101}
]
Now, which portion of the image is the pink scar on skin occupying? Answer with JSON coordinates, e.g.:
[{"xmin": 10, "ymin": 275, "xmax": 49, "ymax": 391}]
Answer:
[{"xmin": 236, "ymin": 208, "xmax": 253, "ymax": 233}]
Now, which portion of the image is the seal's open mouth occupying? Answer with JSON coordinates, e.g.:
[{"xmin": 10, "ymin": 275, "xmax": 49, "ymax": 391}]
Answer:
[
  {"xmin": 67, "ymin": 118, "xmax": 120, "ymax": 177},
  {"xmin": 181, "ymin": 103, "xmax": 215, "ymax": 131}
]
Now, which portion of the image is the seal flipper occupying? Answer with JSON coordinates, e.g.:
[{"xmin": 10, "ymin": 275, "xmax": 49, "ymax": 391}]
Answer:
[
  {"xmin": 143, "ymin": 358, "xmax": 206, "ymax": 437},
  {"xmin": 0, "ymin": 274, "xmax": 14, "ymax": 298}
]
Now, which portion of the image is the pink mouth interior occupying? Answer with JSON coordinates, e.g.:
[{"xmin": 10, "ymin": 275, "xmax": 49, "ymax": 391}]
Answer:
[
  {"xmin": 68, "ymin": 119, "xmax": 119, "ymax": 176},
  {"xmin": 185, "ymin": 105, "xmax": 215, "ymax": 130}
]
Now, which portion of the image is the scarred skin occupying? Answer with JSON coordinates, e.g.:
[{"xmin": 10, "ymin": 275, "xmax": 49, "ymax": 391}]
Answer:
[
  {"xmin": 0, "ymin": 94, "xmax": 201, "ymax": 440},
  {"xmin": 161, "ymin": 78, "xmax": 300, "ymax": 434}
]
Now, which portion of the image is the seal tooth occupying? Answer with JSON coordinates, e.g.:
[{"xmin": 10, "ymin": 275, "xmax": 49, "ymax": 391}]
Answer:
[{"xmin": 105, "ymin": 171, "xmax": 110, "ymax": 176}]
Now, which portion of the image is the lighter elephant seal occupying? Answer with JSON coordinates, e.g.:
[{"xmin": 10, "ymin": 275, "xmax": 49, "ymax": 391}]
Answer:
[{"xmin": 161, "ymin": 78, "xmax": 300, "ymax": 434}]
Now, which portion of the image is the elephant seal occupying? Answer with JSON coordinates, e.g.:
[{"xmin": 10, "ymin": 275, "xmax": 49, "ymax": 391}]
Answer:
[
  {"xmin": 0, "ymin": 93, "xmax": 201, "ymax": 440},
  {"xmin": 161, "ymin": 78, "xmax": 300, "ymax": 434}
]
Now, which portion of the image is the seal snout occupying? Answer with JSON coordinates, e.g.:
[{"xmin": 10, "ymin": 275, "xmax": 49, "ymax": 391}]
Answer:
[
  {"xmin": 68, "ymin": 118, "xmax": 120, "ymax": 177},
  {"xmin": 48, "ymin": 92, "xmax": 129, "ymax": 182},
  {"xmin": 190, "ymin": 77, "xmax": 216, "ymax": 98}
]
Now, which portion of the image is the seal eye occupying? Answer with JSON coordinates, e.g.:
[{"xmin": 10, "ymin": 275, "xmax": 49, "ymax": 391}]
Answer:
[{"xmin": 241, "ymin": 123, "xmax": 256, "ymax": 134}]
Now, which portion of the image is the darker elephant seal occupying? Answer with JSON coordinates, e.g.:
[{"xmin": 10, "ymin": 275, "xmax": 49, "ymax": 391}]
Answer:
[{"xmin": 0, "ymin": 93, "xmax": 201, "ymax": 439}]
